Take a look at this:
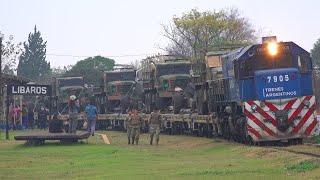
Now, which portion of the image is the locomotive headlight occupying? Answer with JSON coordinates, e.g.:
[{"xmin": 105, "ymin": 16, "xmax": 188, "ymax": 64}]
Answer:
[
  {"xmin": 267, "ymin": 42, "xmax": 278, "ymax": 56},
  {"xmin": 303, "ymin": 100, "xmax": 310, "ymax": 106},
  {"xmin": 251, "ymin": 104, "xmax": 258, "ymax": 111}
]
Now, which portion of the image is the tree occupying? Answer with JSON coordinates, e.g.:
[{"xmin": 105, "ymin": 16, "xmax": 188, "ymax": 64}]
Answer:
[
  {"xmin": 3, "ymin": 65, "xmax": 14, "ymax": 75},
  {"xmin": 311, "ymin": 38, "xmax": 320, "ymax": 67},
  {"xmin": 17, "ymin": 25, "xmax": 50, "ymax": 81},
  {"xmin": 0, "ymin": 32, "xmax": 23, "ymax": 73},
  {"xmin": 64, "ymin": 56, "xmax": 115, "ymax": 86},
  {"xmin": 130, "ymin": 59, "xmax": 141, "ymax": 70},
  {"xmin": 50, "ymin": 65, "xmax": 73, "ymax": 78},
  {"xmin": 161, "ymin": 8, "xmax": 257, "ymax": 57}
]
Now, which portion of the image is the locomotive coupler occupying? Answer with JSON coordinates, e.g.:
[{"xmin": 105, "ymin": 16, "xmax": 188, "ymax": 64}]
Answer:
[{"xmin": 275, "ymin": 110, "xmax": 289, "ymax": 132}]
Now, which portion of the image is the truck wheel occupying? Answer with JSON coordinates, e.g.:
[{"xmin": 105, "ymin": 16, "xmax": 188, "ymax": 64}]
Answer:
[
  {"xmin": 155, "ymin": 94, "xmax": 166, "ymax": 111},
  {"xmin": 120, "ymin": 96, "xmax": 130, "ymax": 114},
  {"xmin": 145, "ymin": 93, "xmax": 151, "ymax": 114},
  {"xmin": 173, "ymin": 94, "xmax": 184, "ymax": 114}
]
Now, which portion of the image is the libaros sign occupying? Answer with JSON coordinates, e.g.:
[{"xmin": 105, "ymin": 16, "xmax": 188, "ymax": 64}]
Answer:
[{"xmin": 7, "ymin": 84, "xmax": 52, "ymax": 96}]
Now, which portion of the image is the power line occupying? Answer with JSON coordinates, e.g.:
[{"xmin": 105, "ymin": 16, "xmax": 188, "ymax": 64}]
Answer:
[{"xmin": 46, "ymin": 53, "xmax": 164, "ymax": 58}]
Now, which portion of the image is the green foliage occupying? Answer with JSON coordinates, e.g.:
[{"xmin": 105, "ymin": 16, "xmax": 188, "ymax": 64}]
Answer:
[
  {"xmin": 17, "ymin": 25, "xmax": 50, "ymax": 81},
  {"xmin": 311, "ymin": 135, "xmax": 320, "ymax": 144},
  {"xmin": 64, "ymin": 56, "xmax": 115, "ymax": 86},
  {"xmin": 287, "ymin": 160, "xmax": 320, "ymax": 173},
  {"xmin": 51, "ymin": 65, "xmax": 72, "ymax": 78},
  {"xmin": 311, "ymin": 38, "xmax": 320, "ymax": 67},
  {"xmin": 162, "ymin": 8, "xmax": 256, "ymax": 57},
  {"xmin": 3, "ymin": 64, "xmax": 14, "ymax": 75},
  {"xmin": 0, "ymin": 32, "xmax": 23, "ymax": 72}
]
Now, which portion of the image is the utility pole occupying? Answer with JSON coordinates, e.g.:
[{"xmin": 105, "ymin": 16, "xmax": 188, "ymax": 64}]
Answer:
[{"xmin": 0, "ymin": 37, "xmax": 2, "ymax": 139}]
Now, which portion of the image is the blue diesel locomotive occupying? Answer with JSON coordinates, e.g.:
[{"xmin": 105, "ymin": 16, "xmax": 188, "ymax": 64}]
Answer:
[{"xmin": 208, "ymin": 38, "xmax": 318, "ymax": 144}]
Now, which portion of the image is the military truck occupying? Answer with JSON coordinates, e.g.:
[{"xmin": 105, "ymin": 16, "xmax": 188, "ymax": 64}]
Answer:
[
  {"xmin": 191, "ymin": 51, "xmax": 226, "ymax": 115},
  {"xmin": 142, "ymin": 56, "xmax": 192, "ymax": 114},
  {"xmin": 52, "ymin": 77, "xmax": 90, "ymax": 113},
  {"xmin": 103, "ymin": 64, "xmax": 137, "ymax": 114}
]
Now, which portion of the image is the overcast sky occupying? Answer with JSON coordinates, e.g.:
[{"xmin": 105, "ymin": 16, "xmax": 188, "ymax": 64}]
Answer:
[{"xmin": 0, "ymin": 0, "xmax": 319, "ymax": 68}]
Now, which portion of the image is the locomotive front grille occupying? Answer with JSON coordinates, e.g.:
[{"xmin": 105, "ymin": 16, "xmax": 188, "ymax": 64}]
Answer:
[{"xmin": 169, "ymin": 79, "xmax": 188, "ymax": 90}]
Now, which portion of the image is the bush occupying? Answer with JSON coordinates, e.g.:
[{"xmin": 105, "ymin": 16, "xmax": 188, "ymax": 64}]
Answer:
[
  {"xmin": 311, "ymin": 135, "xmax": 320, "ymax": 144},
  {"xmin": 287, "ymin": 160, "xmax": 320, "ymax": 173}
]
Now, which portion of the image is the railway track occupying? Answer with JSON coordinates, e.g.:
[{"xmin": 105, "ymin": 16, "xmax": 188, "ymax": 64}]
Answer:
[{"xmin": 266, "ymin": 145, "xmax": 320, "ymax": 158}]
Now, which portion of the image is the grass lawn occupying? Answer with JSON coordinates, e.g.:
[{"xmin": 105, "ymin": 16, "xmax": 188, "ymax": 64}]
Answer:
[{"xmin": 0, "ymin": 129, "xmax": 319, "ymax": 179}]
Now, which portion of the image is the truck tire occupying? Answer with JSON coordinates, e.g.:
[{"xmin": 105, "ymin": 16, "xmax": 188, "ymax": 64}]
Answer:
[
  {"xmin": 173, "ymin": 94, "xmax": 184, "ymax": 114},
  {"xmin": 145, "ymin": 93, "xmax": 151, "ymax": 114},
  {"xmin": 120, "ymin": 96, "xmax": 130, "ymax": 114},
  {"xmin": 155, "ymin": 94, "xmax": 166, "ymax": 111}
]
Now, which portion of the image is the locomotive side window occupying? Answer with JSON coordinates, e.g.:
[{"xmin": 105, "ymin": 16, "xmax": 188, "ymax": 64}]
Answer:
[
  {"xmin": 298, "ymin": 53, "xmax": 309, "ymax": 73},
  {"xmin": 239, "ymin": 61, "xmax": 252, "ymax": 78}
]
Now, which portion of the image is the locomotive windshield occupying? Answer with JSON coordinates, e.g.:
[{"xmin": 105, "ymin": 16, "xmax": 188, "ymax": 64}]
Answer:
[
  {"xmin": 105, "ymin": 71, "xmax": 136, "ymax": 83},
  {"xmin": 251, "ymin": 53, "xmax": 294, "ymax": 70},
  {"xmin": 239, "ymin": 43, "xmax": 295, "ymax": 78},
  {"xmin": 156, "ymin": 63, "xmax": 191, "ymax": 77}
]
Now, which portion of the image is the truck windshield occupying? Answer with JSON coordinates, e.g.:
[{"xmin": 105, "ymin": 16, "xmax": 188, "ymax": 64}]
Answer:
[
  {"xmin": 105, "ymin": 71, "xmax": 135, "ymax": 83},
  {"xmin": 58, "ymin": 78, "xmax": 83, "ymax": 87},
  {"xmin": 156, "ymin": 63, "xmax": 191, "ymax": 77}
]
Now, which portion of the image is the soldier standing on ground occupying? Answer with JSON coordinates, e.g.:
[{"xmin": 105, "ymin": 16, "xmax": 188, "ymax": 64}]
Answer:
[
  {"xmin": 148, "ymin": 108, "xmax": 163, "ymax": 145},
  {"xmin": 128, "ymin": 109, "xmax": 143, "ymax": 145},
  {"xmin": 126, "ymin": 110, "xmax": 133, "ymax": 144}
]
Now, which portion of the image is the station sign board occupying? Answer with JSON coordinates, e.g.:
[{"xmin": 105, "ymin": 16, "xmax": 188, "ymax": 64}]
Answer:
[{"xmin": 7, "ymin": 84, "xmax": 52, "ymax": 96}]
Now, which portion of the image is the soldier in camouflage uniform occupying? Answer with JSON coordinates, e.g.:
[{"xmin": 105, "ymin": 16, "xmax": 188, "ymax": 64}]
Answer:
[
  {"xmin": 148, "ymin": 108, "xmax": 163, "ymax": 145},
  {"xmin": 127, "ymin": 109, "xmax": 143, "ymax": 145},
  {"xmin": 126, "ymin": 110, "xmax": 133, "ymax": 144}
]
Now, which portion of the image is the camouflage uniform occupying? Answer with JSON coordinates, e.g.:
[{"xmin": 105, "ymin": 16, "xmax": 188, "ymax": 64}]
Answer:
[
  {"xmin": 126, "ymin": 112, "xmax": 133, "ymax": 144},
  {"xmin": 69, "ymin": 106, "xmax": 79, "ymax": 134},
  {"xmin": 128, "ymin": 113, "xmax": 143, "ymax": 145},
  {"xmin": 148, "ymin": 111, "xmax": 163, "ymax": 145}
]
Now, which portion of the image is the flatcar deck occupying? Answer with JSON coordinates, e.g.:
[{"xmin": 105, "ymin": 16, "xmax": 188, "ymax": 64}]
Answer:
[{"xmin": 14, "ymin": 131, "xmax": 90, "ymax": 145}]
